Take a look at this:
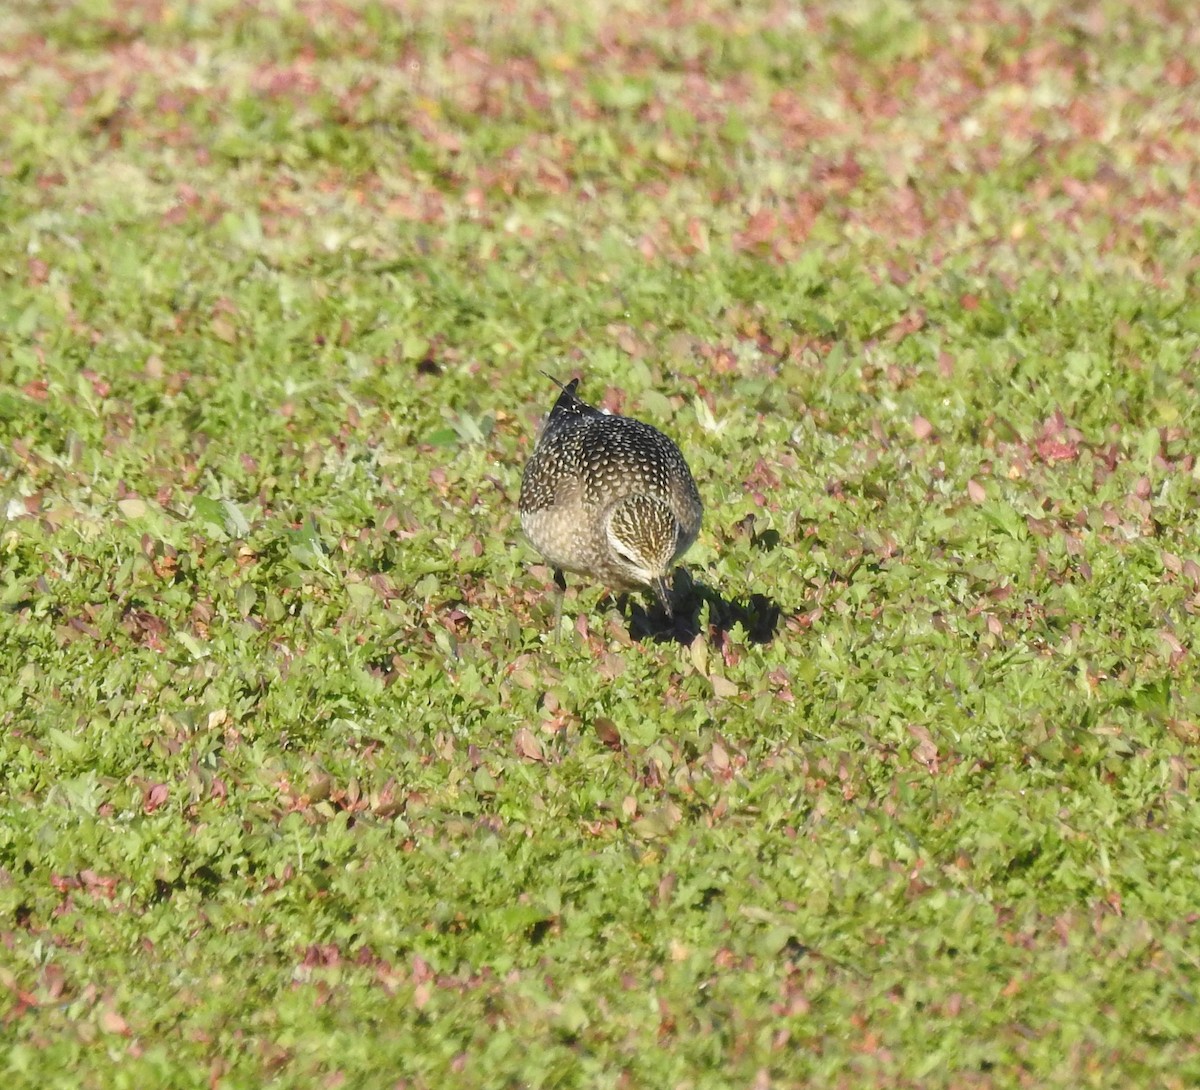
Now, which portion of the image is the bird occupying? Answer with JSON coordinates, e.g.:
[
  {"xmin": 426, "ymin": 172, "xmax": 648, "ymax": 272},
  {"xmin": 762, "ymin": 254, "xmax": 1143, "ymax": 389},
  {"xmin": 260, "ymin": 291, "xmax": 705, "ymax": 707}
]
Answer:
[{"xmin": 519, "ymin": 375, "xmax": 703, "ymax": 622}]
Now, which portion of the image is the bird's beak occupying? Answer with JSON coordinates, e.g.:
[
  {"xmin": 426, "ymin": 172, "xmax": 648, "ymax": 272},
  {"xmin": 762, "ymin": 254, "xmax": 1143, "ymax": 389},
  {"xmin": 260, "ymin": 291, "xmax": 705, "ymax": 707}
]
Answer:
[{"xmin": 653, "ymin": 574, "xmax": 674, "ymax": 618}]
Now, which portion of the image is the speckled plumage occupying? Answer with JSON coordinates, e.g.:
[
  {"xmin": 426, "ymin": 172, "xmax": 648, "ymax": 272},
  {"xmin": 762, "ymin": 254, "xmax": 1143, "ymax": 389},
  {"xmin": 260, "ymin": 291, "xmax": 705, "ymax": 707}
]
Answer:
[{"xmin": 519, "ymin": 378, "xmax": 703, "ymax": 615}]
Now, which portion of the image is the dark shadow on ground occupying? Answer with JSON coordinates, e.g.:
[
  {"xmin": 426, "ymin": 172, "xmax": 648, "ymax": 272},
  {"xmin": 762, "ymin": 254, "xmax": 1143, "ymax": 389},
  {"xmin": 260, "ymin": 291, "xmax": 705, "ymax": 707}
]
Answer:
[{"xmin": 624, "ymin": 569, "xmax": 786, "ymax": 646}]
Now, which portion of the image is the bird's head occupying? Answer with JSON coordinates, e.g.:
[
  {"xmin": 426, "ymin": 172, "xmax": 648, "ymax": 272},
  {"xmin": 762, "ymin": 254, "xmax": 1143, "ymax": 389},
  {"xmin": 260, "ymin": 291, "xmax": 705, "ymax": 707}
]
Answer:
[{"xmin": 604, "ymin": 494, "xmax": 681, "ymax": 615}]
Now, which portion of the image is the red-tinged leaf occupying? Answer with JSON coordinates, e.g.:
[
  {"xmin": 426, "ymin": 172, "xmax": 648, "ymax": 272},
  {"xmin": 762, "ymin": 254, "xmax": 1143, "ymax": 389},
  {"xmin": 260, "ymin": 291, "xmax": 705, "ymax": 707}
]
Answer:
[
  {"xmin": 410, "ymin": 955, "xmax": 432, "ymax": 983},
  {"xmin": 81, "ymin": 369, "xmax": 111, "ymax": 399},
  {"xmin": 967, "ymin": 479, "xmax": 986, "ymax": 503},
  {"xmin": 99, "ymin": 1007, "xmax": 130, "ymax": 1035},
  {"xmin": 615, "ymin": 329, "xmax": 641, "ymax": 357},
  {"xmin": 912, "ymin": 415, "xmax": 934, "ymax": 440},
  {"xmin": 597, "ymin": 652, "xmax": 626, "ymax": 680},
  {"xmin": 303, "ymin": 944, "xmax": 340, "ymax": 969},
  {"xmin": 80, "ymin": 870, "xmax": 117, "ymax": 897},
  {"xmin": 593, "ymin": 717, "xmax": 622, "ymax": 750},
  {"xmin": 1041, "ymin": 410, "xmax": 1067, "ymax": 438},
  {"xmin": 740, "ymin": 209, "xmax": 777, "ymax": 247},
  {"xmin": 42, "ymin": 965, "xmax": 66, "ymax": 1000},
  {"xmin": 1159, "ymin": 629, "xmax": 1185, "ymax": 656},
  {"xmin": 143, "ymin": 783, "xmax": 169, "ymax": 813},
  {"xmin": 886, "ymin": 309, "xmax": 926, "ymax": 343},
  {"xmin": 513, "ymin": 727, "xmax": 544, "ymax": 762},
  {"xmin": 1036, "ymin": 438, "xmax": 1078, "ymax": 462},
  {"xmin": 907, "ymin": 724, "xmax": 939, "ymax": 772}
]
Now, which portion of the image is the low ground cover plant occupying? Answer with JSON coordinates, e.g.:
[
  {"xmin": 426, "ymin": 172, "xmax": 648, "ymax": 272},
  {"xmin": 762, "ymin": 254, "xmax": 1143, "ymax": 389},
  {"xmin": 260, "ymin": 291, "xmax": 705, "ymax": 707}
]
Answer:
[{"xmin": 2, "ymin": 2, "xmax": 1199, "ymax": 1086}]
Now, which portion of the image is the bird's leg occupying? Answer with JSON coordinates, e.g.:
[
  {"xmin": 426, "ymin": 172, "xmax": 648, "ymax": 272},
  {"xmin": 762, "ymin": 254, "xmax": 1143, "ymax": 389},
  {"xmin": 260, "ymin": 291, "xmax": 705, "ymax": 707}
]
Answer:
[{"xmin": 552, "ymin": 568, "xmax": 568, "ymax": 640}]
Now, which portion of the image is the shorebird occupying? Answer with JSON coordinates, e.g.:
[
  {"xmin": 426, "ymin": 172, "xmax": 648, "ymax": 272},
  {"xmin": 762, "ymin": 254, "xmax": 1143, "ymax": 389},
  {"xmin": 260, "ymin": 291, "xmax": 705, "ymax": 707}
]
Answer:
[{"xmin": 519, "ymin": 377, "xmax": 703, "ymax": 621}]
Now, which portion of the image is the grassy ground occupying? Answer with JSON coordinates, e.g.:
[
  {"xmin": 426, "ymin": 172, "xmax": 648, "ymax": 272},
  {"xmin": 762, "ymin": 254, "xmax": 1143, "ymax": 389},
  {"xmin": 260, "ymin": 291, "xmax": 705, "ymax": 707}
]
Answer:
[{"xmin": 3, "ymin": 0, "xmax": 1200, "ymax": 1086}]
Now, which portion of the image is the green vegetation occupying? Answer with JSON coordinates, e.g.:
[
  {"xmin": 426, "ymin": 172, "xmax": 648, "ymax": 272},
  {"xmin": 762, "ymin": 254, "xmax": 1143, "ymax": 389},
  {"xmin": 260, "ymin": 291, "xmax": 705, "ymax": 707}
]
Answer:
[{"xmin": 3, "ymin": 1, "xmax": 1199, "ymax": 1085}]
